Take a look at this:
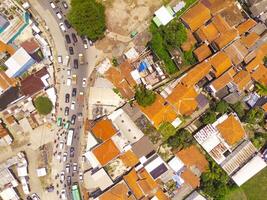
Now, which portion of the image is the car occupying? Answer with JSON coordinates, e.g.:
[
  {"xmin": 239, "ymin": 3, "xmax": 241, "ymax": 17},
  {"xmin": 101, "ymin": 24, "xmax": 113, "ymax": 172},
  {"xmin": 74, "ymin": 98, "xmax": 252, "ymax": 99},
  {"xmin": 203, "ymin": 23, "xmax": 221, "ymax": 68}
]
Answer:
[
  {"xmin": 64, "ymin": 121, "xmax": 70, "ymax": 129},
  {"xmin": 78, "ymin": 112, "xmax": 83, "ymax": 121},
  {"xmin": 70, "ymin": 101, "xmax": 75, "ymax": 110},
  {"xmin": 73, "ymin": 59, "xmax": 78, "ymax": 69},
  {"xmin": 83, "ymin": 39, "xmax": 88, "ymax": 49},
  {"xmin": 63, "ymin": 152, "xmax": 67, "ymax": 162},
  {"xmin": 60, "ymin": 189, "xmax": 67, "ymax": 200},
  {"xmin": 64, "ymin": 107, "xmax": 69, "ymax": 116},
  {"xmin": 66, "ymin": 164, "xmax": 70, "ymax": 173},
  {"xmin": 62, "ymin": 1, "xmax": 68, "ymax": 9},
  {"xmin": 81, "ymin": 155, "xmax": 86, "ymax": 162},
  {"xmin": 71, "ymin": 115, "xmax": 76, "ymax": 125},
  {"xmin": 65, "ymin": 34, "xmax": 71, "ymax": 44},
  {"xmin": 59, "ymin": 141, "xmax": 64, "ymax": 150},
  {"xmin": 71, "ymin": 33, "xmax": 78, "ymax": 43},
  {"xmin": 72, "ymin": 88, "xmax": 77, "ymax": 97},
  {"xmin": 82, "ymin": 78, "xmax": 87, "ymax": 87},
  {"xmin": 31, "ymin": 193, "xmax": 41, "ymax": 200},
  {"xmin": 56, "ymin": 12, "xmax": 62, "ymax": 20},
  {"xmin": 50, "ymin": 2, "xmax": 56, "ymax": 9},
  {"xmin": 70, "ymin": 147, "xmax": 75, "ymax": 157},
  {"xmin": 79, "ymin": 172, "xmax": 83, "ymax": 181},
  {"xmin": 58, "ymin": 56, "xmax": 62, "ymax": 63},
  {"xmin": 46, "ymin": 185, "xmax": 54, "ymax": 192},
  {"xmin": 26, "ymin": 196, "xmax": 32, "ymax": 200},
  {"xmin": 66, "ymin": 78, "xmax": 71, "ymax": 86},
  {"xmin": 67, "ymin": 69, "xmax": 71, "ymax": 76},
  {"xmin": 59, "ymin": 22, "xmax": 66, "ymax": 32},
  {"xmin": 67, "ymin": 176, "xmax": 71, "ymax": 186},
  {"xmin": 65, "ymin": 93, "xmax": 70, "ymax": 103},
  {"xmin": 89, "ymin": 40, "xmax": 94, "ymax": 46},
  {"xmin": 60, "ymin": 171, "xmax": 65, "ymax": 181},
  {"xmin": 69, "ymin": 46, "xmax": 74, "ymax": 55},
  {"xmin": 73, "ymin": 163, "xmax": 78, "ymax": 172},
  {"xmin": 64, "ymin": 19, "xmax": 71, "ymax": 29}
]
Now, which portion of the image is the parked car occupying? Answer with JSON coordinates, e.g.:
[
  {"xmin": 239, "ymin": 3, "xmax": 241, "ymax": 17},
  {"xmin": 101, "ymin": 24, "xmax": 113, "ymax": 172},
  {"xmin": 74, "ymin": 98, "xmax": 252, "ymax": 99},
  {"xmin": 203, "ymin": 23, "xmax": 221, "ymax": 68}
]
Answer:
[
  {"xmin": 63, "ymin": 152, "xmax": 67, "ymax": 162},
  {"xmin": 71, "ymin": 33, "xmax": 78, "ymax": 43},
  {"xmin": 60, "ymin": 171, "xmax": 65, "ymax": 181},
  {"xmin": 70, "ymin": 147, "xmax": 75, "ymax": 157},
  {"xmin": 72, "ymin": 88, "xmax": 77, "ymax": 97},
  {"xmin": 83, "ymin": 39, "xmax": 88, "ymax": 49},
  {"xmin": 73, "ymin": 163, "xmax": 78, "ymax": 172},
  {"xmin": 31, "ymin": 193, "xmax": 41, "ymax": 200},
  {"xmin": 59, "ymin": 22, "xmax": 66, "ymax": 32},
  {"xmin": 67, "ymin": 69, "xmax": 71, "ymax": 76},
  {"xmin": 59, "ymin": 141, "xmax": 64, "ymax": 150},
  {"xmin": 50, "ymin": 2, "xmax": 56, "ymax": 9},
  {"xmin": 64, "ymin": 107, "xmax": 69, "ymax": 116},
  {"xmin": 79, "ymin": 172, "xmax": 83, "ymax": 181},
  {"xmin": 67, "ymin": 176, "xmax": 71, "ymax": 186},
  {"xmin": 73, "ymin": 59, "xmax": 78, "ymax": 69},
  {"xmin": 71, "ymin": 115, "xmax": 76, "ymax": 125},
  {"xmin": 66, "ymin": 164, "xmax": 70, "ymax": 173},
  {"xmin": 46, "ymin": 185, "xmax": 54, "ymax": 192},
  {"xmin": 58, "ymin": 56, "xmax": 62, "ymax": 63},
  {"xmin": 56, "ymin": 12, "xmax": 62, "ymax": 20},
  {"xmin": 65, "ymin": 34, "xmax": 71, "ymax": 44},
  {"xmin": 64, "ymin": 19, "xmax": 71, "ymax": 29},
  {"xmin": 66, "ymin": 78, "xmax": 71, "ymax": 86},
  {"xmin": 62, "ymin": 1, "xmax": 68, "ymax": 9},
  {"xmin": 69, "ymin": 46, "xmax": 74, "ymax": 55},
  {"xmin": 60, "ymin": 189, "xmax": 67, "ymax": 200},
  {"xmin": 82, "ymin": 78, "xmax": 86, "ymax": 87},
  {"xmin": 70, "ymin": 101, "xmax": 75, "ymax": 110},
  {"xmin": 65, "ymin": 93, "xmax": 70, "ymax": 103}
]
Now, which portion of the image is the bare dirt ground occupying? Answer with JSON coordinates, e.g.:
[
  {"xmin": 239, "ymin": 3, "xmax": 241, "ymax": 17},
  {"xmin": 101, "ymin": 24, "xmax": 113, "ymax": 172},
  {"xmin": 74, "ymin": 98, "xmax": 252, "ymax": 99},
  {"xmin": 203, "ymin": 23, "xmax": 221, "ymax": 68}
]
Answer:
[{"xmin": 96, "ymin": 0, "xmax": 162, "ymax": 56}]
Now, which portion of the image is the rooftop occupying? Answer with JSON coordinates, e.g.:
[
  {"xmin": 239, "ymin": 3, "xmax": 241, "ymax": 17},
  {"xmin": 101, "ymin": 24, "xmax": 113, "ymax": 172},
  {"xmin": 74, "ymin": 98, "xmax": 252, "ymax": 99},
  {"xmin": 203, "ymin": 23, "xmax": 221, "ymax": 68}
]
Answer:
[
  {"xmin": 209, "ymin": 68, "xmax": 235, "ymax": 92},
  {"xmin": 210, "ymin": 52, "xmax": 232, "ymax": 77},
  {"xmin": 20, "ymin": 38, "xmax": 40, "ymax": 54},
  {"xmin": 119, "ymin": 150, "xmax": 139, "ymax": 168},
  {"xmin": 91, "ymin": 119, "xmax": 117, "ymax": 141},
  {"xmin": 0, "ymin": 71, "xmax": 16, "ymax": 92},
  {"xmin": 232, "ymin": 70, "xmax": 252, "ymax": 91},
  {"xmin": 213, "ymin": 29, "xmax": 238, "ymax": 49},
  {"xmin": 193, "ymin": 44, "xmax": 212, "ymax": 62},
  {"xmin": 131, "ymin": 136, "xmax": 155, "ymax": 158},
  {"xmin": 240, "ymin": 32, "xmax": 260, "ymax": 48},
  {"xmin": 237, "ymin": 19, "xmax": 257, "ymax": 35}
]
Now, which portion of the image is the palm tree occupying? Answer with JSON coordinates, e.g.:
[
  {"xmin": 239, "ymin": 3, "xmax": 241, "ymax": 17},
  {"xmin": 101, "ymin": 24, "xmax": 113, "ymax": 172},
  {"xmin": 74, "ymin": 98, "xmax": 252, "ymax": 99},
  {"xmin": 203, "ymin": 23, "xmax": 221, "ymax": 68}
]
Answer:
[{"xmin": 255, "ymin": 82, "xmax": 267, "ymax": 96}]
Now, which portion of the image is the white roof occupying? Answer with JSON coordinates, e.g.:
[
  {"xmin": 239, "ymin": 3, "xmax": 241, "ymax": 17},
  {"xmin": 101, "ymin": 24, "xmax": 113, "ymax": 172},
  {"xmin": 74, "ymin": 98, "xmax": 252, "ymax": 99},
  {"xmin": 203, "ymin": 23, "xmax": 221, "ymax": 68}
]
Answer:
[
  {"xmin": 0, "ymin": 187, "xmax": 19, "ymax": 200},
  {"xmin": 17, "ymin": 166, "xmax": 28, "ymax": 177},
  {"xmin": 131, "ymin": 69, "xmax": 141, "ymax": 83},
  {"xmin": 86, "ymin": 132, "xmax": 98, "ymax": 151},
  {"xmin": 46, "ymin": 87, "xmax": 56, "ymax": 113},
  {"xmin": 124, "ymin": 47, "xmax": 139, "ymax": 60},
  {"xmin": 91, "ymin": 168, "xmax": 113, "ymax": 190},
  {"xmin": 97, "ymin": 58, "xmax": 112, "ymax": 75},
  {"xmin": 5, "ymin": 47, "xmax": 33, "ymax": 77},
  {"xmin": 155, "ymin": 6, "xmax": 174, "ymax": 26},
  {"xmin": 185, "ymin": 191, "xmax": 206, "ymax": 200},
  {"xmin": 36, "ymin": 168, "xmax": 47, "ymax": 177},
  {"xmin": 231, "ymin": 155, "xmax": 266, "ymax": 186},
  {"xmin": 171, "ymin": 117, "xmax": 182, "ymax": 128},
  {"xmin": 84, "ymin": 151, "xmax": 100, "ymax": 168},
  {"xmin": 168, "ymin": 157, "xmax": 184, "ymax": 172},
  {"xmin": 145, "ymin": 156, "xmax": 165, "ymax": 172}
]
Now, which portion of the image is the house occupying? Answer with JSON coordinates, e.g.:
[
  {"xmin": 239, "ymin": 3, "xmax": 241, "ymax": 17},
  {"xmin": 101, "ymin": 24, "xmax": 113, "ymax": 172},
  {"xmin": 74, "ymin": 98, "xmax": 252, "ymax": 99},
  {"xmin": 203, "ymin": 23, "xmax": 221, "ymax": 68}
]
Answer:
[
  {"xmin": 0, "ymin": 15, "xmax": 10, "ymax": 32},
  {"xmin": 0, "ymin": 71, "xmax": 16, "ymax": 94},
  {"xmin": 240, "ymin": 32, "xmax": 260, "ymax": 49},
  {"xmin": 232, "ymin": 70, "xmax": 253, "ymax": 92},
  {"xmin": 236, "ymin": 19, "xmax": 257, "ymax": 35},
  {"xmin": 4, "ymin": 47, "xmax": 35, "ymax": 77},
  {"xmin": 193, "ymin": 44, "xmax": 212, "ymax": 62},
  {"xmin": 248, "ymin": 0, "xmax": 267, "ymax": 17},
  {"xmin": 21, "ymin": 38, "xmax": 43, "ymax": 62},
  {"xmin": 0, "ymin": 123, "xmax": 13, "ymax": 145},
  {"xmin": 224, "ymin": 39, "xmax": 248, "ymax": 66},
  {"xmin": 181, "ymin": 3, "xmax": 211, "ymax": 32},
  {"xmin": 153, "ymin": 6, "xmax": 174, "ymax": 27},
  {"xmin": 91, "ymin": 119, "xmax": 117, "ymax": 142},
  {"xmin": 212, "ymin": 28, "xmax": 238, "ymax": 50},
  {"xmin": 131, "ymin": 136, "xmax": 155, "ymax": 160},
  {"xmin": 210, "ymin": 52, "xmax": 232, "ymax": 77}
]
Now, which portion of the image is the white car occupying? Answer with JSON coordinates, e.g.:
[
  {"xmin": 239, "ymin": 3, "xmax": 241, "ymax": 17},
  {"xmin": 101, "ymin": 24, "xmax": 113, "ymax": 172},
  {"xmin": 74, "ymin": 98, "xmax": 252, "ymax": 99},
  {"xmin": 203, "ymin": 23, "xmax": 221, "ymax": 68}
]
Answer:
[
  {"xmin": 66, "ymin": 164, "xmax": 70, "ymax": 173},
  {"xmin": 61, "ymin": 189, "xmax": 67, "ymax": 200},
  {"xmin": 31, "ymin": 193, "xmax": 41, "ymax": 200},
  {"xmin": 70, "ymin": 101, "xmax": 75, "ymax": 110},
  {"xmin": 73, "ymin": 163, "xmax": 78, "ymax": 172},
  {"xmin": 50, "ymin": 2, "xmax": 56, "ymax": 9},
  {"xmin": 82, "ymin": 78, "xmax": 86, "ymax": 87},
  {"xmin": 66, "ymin": 78, "xmax": 71, "ymax": 86},
  {"xmin": 60, "ymin": 171, "xmax": 65, "ymax": 181},
  {"xmin": 56, "ymin": 12, "xmax": 62, "ymax": 20},
  {"xmin": 79, "ymin": 172, "xmax": 83, "ymax": 181},
  {"xmin": 63, "ymin": 152, "xmax": 67, "ymax": 162},
  {"xmin": 59, "ymin": 141, "xmax": 64, "ymax": 150},
  {"xmin": 59, "ymin": 22, "xmax": 66, "ymax": 32},
  {"xmin": 67, "ymin": 69, "xmax": 71, "ymax": 76},
  {"xmin": 58, "ymin": 56, "xmax": 62, "ymax": 63}
]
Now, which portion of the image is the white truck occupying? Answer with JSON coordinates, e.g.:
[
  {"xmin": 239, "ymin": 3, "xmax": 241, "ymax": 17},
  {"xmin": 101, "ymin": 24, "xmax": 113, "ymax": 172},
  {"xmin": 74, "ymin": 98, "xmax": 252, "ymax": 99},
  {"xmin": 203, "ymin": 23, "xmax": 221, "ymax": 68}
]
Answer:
[{"xmin": 66, "ymin": 129, "xmax": 74, "ymax": 146}]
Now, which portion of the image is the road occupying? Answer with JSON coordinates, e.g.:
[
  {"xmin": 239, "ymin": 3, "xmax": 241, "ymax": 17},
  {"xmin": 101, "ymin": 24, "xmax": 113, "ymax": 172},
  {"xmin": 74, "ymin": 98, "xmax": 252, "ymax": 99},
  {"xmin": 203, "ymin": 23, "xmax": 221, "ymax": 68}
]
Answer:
[{"xmin": 29, "ymin": 0, "xmax": 95, "ymax": 199}]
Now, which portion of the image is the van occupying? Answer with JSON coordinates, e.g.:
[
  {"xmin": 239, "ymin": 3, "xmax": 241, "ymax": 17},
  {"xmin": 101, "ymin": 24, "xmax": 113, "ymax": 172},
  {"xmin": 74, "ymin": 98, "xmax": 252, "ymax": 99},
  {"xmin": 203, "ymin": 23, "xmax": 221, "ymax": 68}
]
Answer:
[
  {"xmin": 59, "ymin": 23, "xmax": 66, "ymax": 32},
  {"xmin": 66, "ymin": 78, "xmax": 71, "ymax": 86}
]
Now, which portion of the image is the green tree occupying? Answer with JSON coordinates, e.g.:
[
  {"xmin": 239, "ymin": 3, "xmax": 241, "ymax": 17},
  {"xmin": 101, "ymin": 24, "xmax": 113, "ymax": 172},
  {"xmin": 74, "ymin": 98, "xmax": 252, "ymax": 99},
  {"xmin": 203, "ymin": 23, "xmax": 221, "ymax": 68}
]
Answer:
[
  {"xmin": 68, "ymin": 0, "xmax": 106, "ymax": 40},
  {"xmin": 201, "ymin": 111, "xmax": 217, "ymax": 125},
  {"xmin": 182, "ymin": 48, "xmax": 197, "ymax": 65},
  {"xmin": 167, "ymin": 128, "xmax": 193, "ymax": 149},
  {"xmin": 215, "ymin": 100, "xmax": 229, "ymax": 114},
  {"xmin": 135, "ymin": 85, "xmax": 156, "ymax": 107},
  {"xmin": 255, "ymin": 82, "xmax": 267, "ymax": 96},
  {"xmin": 34, "ymin": 96, "xmax": 53, "ymax": 115},
  {"xmin": 231, "ymin": 102, "xmax": 246, "ymax": 118},
  {"xmin": 244, "ymin": 107, "xmax": 265, "ymax": 124},
  {"xmin": 0, "ymin": 65, "xmax": 7, "ymax": 71},
  {"xmin": 159, "ymin": 122, "xmax": 176, "ymax": 141}
]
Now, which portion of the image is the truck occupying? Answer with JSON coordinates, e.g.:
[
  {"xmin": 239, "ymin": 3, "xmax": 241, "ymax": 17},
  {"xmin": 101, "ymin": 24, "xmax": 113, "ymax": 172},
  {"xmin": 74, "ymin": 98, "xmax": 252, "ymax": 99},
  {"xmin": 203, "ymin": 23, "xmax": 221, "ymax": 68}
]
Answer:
[
  {"xmin": 66, "ymin": 129, "xmax": 74, "ymax": 146},
  {"xmin": 78, "ymin": 53, "xmax": 84, "ymax": 65},
  {"xmin": 72, "ymin": 74, "xmax": 77, "ymax": 85}
]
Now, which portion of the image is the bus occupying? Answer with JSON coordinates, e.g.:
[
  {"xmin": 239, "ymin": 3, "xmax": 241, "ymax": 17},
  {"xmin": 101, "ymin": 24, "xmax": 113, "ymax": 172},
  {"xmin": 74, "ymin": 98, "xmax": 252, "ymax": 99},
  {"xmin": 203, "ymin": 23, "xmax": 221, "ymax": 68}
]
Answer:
[
  {"xmin": 71, "ymin": 184, "xmax": 82, "ymax": 200},
  {"xmin": 66, "ymin": 129, "xmax": 74, "ymax": 146}
]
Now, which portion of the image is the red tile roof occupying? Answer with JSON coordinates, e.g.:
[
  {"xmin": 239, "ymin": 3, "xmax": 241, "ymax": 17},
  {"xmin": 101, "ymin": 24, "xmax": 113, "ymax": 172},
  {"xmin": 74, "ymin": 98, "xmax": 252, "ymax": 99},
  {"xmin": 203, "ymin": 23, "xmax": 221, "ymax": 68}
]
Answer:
[{"xmin": 91, "ymin": 119, "xmax": 117, "ymax": 141}]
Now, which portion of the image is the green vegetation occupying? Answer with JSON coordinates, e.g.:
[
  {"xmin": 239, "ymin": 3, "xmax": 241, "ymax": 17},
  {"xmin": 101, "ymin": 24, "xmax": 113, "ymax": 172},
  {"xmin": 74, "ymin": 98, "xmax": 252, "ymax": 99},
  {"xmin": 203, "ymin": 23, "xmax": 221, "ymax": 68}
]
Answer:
[
  {"xmin": 230, "ymin": 102, "xmax": 246, "ymax": 119},
  {"xmin": 244, "ymin": 107, "xmax": 265, "ymax": 124},
  {"xmin": 251, "ymin": 132, "xmax": 267, "ymax": 149},
  {"xmin": 135, "ymin": 85, "xmax": 156, "ymax": 107},
  {"xmin": 0, "ymin": 65, "xmax": 7, "ymax": 71},
  {"xmin": 167, "ymin": 128, "xmax": 194, "ymax": 150},
  {"xmin": 68, "ymin": 0, "xmax": 106, "ymax": 41},
  {"xmin": 215, "ymin": 100, "xmax": 229, "ymax": 114},
  {"xmin": 255, "ymin": 82, "xmax": 267, "ymax": 96},
  {"xmin": 159, "ymin": 122, "xmax": 176, "ymax": 141},
  {"xmin": 201, "ymin": 111, "xmax": 217, "ymax": 125},
  {"xmin": 182, "ymin": 48, "xmax": 197, "ymax": 65},
  {"xmin": 201, "ymin": 158, "xmax": 232, "ymax": 200},
  {"xmin": 34, "ymin": 96, "xmax": 53, "ymax": 115}
]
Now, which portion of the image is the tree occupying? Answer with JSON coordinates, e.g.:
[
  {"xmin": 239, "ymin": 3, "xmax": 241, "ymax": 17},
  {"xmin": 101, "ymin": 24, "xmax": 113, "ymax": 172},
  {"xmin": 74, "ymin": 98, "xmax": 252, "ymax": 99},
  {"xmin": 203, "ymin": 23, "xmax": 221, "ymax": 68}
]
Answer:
[
  {"xmin": 135, "ymin": 85, "xmax": 156, "ymax": 107},
  {"xmin": 244, "ymin": 107, "xmax": 265, "ymax": 124},
  {"xmin": 201, "ymin": 111, "xmax": 217, "ymax": 125},
  {"xmin": 159, "ymin": 122, "xmax": 176, "ymax": 141},
  {"xmin": 255, "ymin": 82, "xmax": 267, "ymax": 96},
  {"xmin": 0, "ymin": 65, "xmax": 7, "ymax": 71},
  {"xmin": 231, "ymin": 102, "xmax": 245, "ymax": 118},
  {"xmin": 215, "ymin": 100, "xmax": 229, "ymax": 114},
  {"xmin": 182, "ymin": 48, "xmax": 197, "ymax": 65},
  {"xmin": 34, "ymin": 96, "xmax": 53, "ymax": 115},
  {"xmin": 68, "ymin": 0, "xmax": 106, "ymax": 41},
  {"xmin": 167, "ymin": 128, "xmax": 193, "ymax": 149}
]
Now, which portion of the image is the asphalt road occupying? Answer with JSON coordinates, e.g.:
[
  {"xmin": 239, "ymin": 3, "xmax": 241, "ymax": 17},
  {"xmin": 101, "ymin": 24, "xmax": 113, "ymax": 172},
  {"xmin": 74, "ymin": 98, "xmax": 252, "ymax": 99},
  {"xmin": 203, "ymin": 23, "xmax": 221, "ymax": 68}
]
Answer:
[{"xmin": 35, "ymin": 0, "xmax": 91, "ymax": 199}]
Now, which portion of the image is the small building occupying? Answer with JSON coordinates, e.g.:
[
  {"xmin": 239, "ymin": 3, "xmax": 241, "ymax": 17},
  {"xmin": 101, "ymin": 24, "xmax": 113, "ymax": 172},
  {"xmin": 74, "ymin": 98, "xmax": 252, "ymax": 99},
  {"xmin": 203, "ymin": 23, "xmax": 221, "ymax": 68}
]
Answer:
[
  {"xmin": 0, "ymin": 71, "xmax": 16, "ymax": 94},
  {"xmin": 185, "ymin": 191, "xmax": 206, "ymax": 200},
  {"xmin": 153, "ymin": 6, "xmax": 174, "ymax": 27},
  {"xmin": 4, "ymin": 47, "xmax": 35, "ymax": 77},
  {"xmin": 21, "ymin": 38, "xmax": 43, "ymax": 62},
  {"xmin": 0, "ymin": 187, "xmax": 19, "ymax": 200},
  {"xmin": 36, "ymin": 168, "xmax": 47, "ymax": 177},
  {"xmin": 0, "ymin": 15, "xmax": 10, "ymax": 32},
  {"xmin": 90, "ymin": 168, "xmax": 113, "ymax": 191}
]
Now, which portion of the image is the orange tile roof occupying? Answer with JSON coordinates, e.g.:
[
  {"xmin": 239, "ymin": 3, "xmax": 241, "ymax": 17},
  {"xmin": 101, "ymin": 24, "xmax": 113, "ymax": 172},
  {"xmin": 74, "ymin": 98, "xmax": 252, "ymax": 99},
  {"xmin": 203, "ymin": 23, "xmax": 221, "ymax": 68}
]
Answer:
[
  {"xmin": 181, "ymin": 61, "xmax": 212, "ymax": 87},
  {"xmin": 120, "ymin": 150, "xmax": 139, "ymax": 167},
  {"xmin": 167, "ymin": 84, "xmax": 198, "ymax": 116},
  {"xmin": 181, "ymin": 168, "xmax": 200, "ymax": 189},
  {"xmin": 4, "ymin": 115, "xmax": 15, "ymax": 125},
  {"xmin": 237, "ymin": 19, "xmax": 257, "ymax": 35},
  {"xmin": 99, "ymin": 182, "xmax": 135, "ymax": 200},
  {"xmin": 210, "ymin": 69, "xmax": 234, "ymax": 91},
  {"xmin": 0, "ymin": 124, "xmax": 8, "ymax": 137},
  {"xmin": 250, "ymin": 64, "xmax": 267, "ymax": 86},
  {"xmin": 262, "ymin": 103, "xmax": 267, "ymax": 112},
  {"xmin": 213, "ymin": 29, "xmax": 238, "ymax": 49},
  {"xmin": 245, "ymin": 57, "xmax": 261, "ymax": 73},
  {"xmin": 241, "ymin": 32, "xmax": 260, "ymax": 48},
  {"xmin": 176, "ymin": 145, "xmax": 208, "ymax": 173},
  {"xmin": 201, "ymin": 0, "xmax": 232, "ymax": 15},
  {"xmin": 92, "ymin": 139, "xmax": 120, "ymax": 166},
  {"xmin": 138, "ymin": 94, "xmax": 178, "ymax": 128},
  {"xmin": 196, "ymin": 23, "xmax": 220, "ymax": 42},
  {"xmin": 193, "ymin": 44, "xmax": 212, "ymax": 62},
  {"xmin": 119, "ymin": 61, "xmax": 136, "ymax": 88},
  {"xmin": 105, "ymin": 67, "xmax": 135, "ymax": 99},
  {"xmin": 210, "ymin": 52, "xmax": 232, "ymax": 77},
  {"xmin": 0, "ymin": 40, "xmax": 15, "ymax": 55},
  {"xmin": 0, "ymin": 71, "xmax": 16, "ymax": 91},
  {"xmin": 155, "ymin": 189, "xmax": 169, "ymax": 200},
  {"xmin": 216, "ymin": 114, "xmax": 246, "ymax": 145},
  {"xmin": 181, "ymin": 3, "xmax": 211, "ymax": 32},
  {"xmin": 232, "ymin": 70, "xmax": 252, "ymax": 91},
  {"xmin": 91, "ymin": 119, "xmax": 117, "ymax": 141},
  {"xmin": 181, "ymin": 30, "xmax": 197, "ymax": 52},
  {"xmin": 212, "ymin": 14, "xmax": 231, "ymax": 34}
]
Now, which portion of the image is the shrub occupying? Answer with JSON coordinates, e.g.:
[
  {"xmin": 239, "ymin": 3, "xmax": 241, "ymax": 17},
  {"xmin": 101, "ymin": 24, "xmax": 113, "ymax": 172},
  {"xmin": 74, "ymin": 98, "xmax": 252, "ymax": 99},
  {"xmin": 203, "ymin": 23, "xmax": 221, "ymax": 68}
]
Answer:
[
  {"xmin": 135, "ymin": 85, "xmax": 156, "ymax": 107},
  {"xmin": 34, "ymin": 96, "xmax": 53, "ymax": 115},
  {"xmin": 159, "ymin": 122, "xmax": 176, "ymax": 141},
  {"xmin": 201, "ymin": 111, "xmax": 217, "ymax": 125}
]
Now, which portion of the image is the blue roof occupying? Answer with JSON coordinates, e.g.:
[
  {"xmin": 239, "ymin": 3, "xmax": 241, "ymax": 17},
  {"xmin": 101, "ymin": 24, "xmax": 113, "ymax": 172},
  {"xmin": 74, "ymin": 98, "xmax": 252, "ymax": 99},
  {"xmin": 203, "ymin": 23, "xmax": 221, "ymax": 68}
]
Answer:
[{"xmin": 139, "ymin": 61, "xmax": 147, "ymax": 72}]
